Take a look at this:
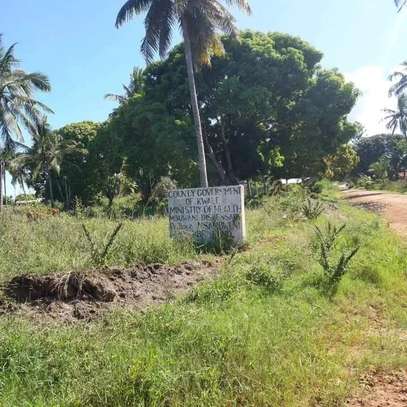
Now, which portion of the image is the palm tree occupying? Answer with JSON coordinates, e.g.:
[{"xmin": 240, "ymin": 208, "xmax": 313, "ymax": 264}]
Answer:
[
  {"xmin": 0, "ymin": 138, "xmax": 27, "ymax": 203},
  {"xmin": 115, "ymin": 0, "xmax": 251, "ymax": 187},
  {"xmin": 389, "ymin": 62, "xmax": 407, "ymax": 97},
  {"xmin": 8, "ymin": 156, "xmax": 29, "ymax": 197},
  {"xmin": 13, "ymin": 116, "xmax": 78, "ymax": 207},
  {"xmin": 105, "ymin": 67, "xmax": 145, "ymax": 104},
  {"xmin": 395, "ymin": 0, "xmax": 407, "ymax": 11},
  {"xmin": 384, "ymin": 94, "xmax": 407, "ymax": 137},
  {"xmin": 0, "ymin": 35, "xmax": 52, "ymax": 209}
]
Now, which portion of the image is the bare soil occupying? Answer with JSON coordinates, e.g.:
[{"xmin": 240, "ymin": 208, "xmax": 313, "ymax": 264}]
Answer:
[
  {"xmin": 343, "ymin": 189, "xmax": 407, "ymax": 237},
  {"xmin": 347, "ymin": 370, "xmax": 407, "ymax": 407},
  {"xmin": 0, "ymin": 261, "xmax": 219, "ymax": 322}
]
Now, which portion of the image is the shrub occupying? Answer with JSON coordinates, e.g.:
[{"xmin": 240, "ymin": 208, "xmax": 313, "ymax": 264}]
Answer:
[
  {"xmin": 195, "ymin": 218, "xmax": 238, "ymax": 255},
  {"xmin": 314, "ymin": 223, "xmax": 359, "ymax": 297},
  {"xmin": 148, "ymin": 177, "xmax": 177, "ymax": 213},
  {"xmin": 302, "ymin": 198, "xmax": 324, "ymax": 220},
  {"xmin": 81, "ymin": 223, "xmax": 123, "ymax": 267},
  {"xmin": 246, "ymin": 265, "xmax": 288, "ymax": 292}
]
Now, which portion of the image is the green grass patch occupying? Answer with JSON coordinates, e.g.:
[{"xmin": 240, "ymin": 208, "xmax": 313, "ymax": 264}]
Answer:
[{"xmin": 0, "ymin": 186, "xmax": 406, "ymax": 405}]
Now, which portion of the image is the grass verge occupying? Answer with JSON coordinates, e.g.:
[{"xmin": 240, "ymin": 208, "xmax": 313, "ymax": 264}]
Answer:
[{"xmin": 0, "ymin": 187, "xmax": 406, "ymax": 406}]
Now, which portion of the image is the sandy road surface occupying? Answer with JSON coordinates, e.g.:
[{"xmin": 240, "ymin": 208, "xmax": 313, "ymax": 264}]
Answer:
[{"xmin": 343, "ymin": 189, "xmax": 407, "ymax": 237}]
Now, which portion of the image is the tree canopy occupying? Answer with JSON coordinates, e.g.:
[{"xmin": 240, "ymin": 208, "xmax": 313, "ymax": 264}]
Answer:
[
  {"xmin": 102, "ymin": 31, "xmax": 358, "ymax": 189},
  {"xmin": 22, "ymin": 31, "xmax": 359, "ymax": 205},
  {"xmin": 353, "ymin": 133, "xmax": 407, "ymax": 179}
]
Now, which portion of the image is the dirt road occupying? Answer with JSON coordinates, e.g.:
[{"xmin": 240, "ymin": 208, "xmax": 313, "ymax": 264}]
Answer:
[{"xmin": 343, "ymin": 189, "xmax": 407, "ymax": 237}]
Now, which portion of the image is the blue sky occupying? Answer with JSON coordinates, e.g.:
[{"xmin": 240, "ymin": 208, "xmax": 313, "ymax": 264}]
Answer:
[{"xmin": 1, "ymin": 0, "xmax": 407, "ymax": 194}]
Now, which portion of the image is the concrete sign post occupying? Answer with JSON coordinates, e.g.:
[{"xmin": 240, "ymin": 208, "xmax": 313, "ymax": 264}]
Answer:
[{"xmin": 168, "ymin": 185, "xmax": 246, "ymax": 244}]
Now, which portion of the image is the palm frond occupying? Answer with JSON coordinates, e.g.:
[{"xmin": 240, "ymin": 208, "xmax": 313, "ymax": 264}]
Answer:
[
  {"xmin": 115, "ymin": 0, "xmax": 153, "ymax": 27},
  {"xmin": 395, "ymin": 0, "xmax": 407, "ymax": 11},
  {"xmin": 0, "ymin": 36, "xmax": 52, "ymax": 147},
  {"xmin": 223, "ymin": 0, "xmax": 251, "ymax": 14},
  {"xmin": 116, "ymin": 0, "xmax": 250, "ymax": 65},
  {"xmin": 389, "ymin": 63, "xmax": 407, "ymax": 97},
  {"xmin": 384, "ymin": 95, "xmax": 407, "ymax": 136},
  {"xmin": 141, "ymin": 0, "xmax": 175, "ymax": 63},
  {"xmin": 0, "ymin": 43, "xmax": 19, "ymax": 75},
  {"xmin": 104, "ymin": 93, "xmax": 127, "ymax": 103}
]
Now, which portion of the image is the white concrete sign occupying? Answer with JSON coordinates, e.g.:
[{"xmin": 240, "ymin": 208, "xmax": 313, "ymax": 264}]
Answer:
[{"xmin": 168, "ymin": 185, "xmax": 246, "ymax": 244}]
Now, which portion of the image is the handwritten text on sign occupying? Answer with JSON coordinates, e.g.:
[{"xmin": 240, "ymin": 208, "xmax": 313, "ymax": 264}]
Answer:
[{"xmin": 168, "ymin": 185, "xmax": 246, "ymax": 243}]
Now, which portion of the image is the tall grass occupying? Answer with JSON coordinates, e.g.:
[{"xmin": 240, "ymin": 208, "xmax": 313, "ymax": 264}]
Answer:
[
  {"xmin": 0, "ymin": 186, "xmax": 406, "ymax": 406},
  {"xmin": 0, "ymin": 209, "xmax": 198, "ymax": 280}
]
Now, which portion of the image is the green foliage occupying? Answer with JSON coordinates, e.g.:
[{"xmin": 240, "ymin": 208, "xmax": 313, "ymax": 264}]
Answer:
[
  {"xmin": 314, "ymin": 223, "xmax": 360, "ymax": 297},
  {"xmin": 369, "ymin": 155, "xmax": 391, "ymax": 180},
  {"xmin": 302, "ymin": 198, "xmax": 324, "ymax": 220},
  {"xmin": 246, "ymin": 264, "xmax": 289, "ymax": 292},
  {"xmin": 99, "ymin": 31, "xmax": 358, "ymax": 192},
  {"xmin": 0, "ymin": 209, "xmax": 198, "ymax": 279},
  {"xmin": 353, "ymin": 175, "xmax": 372, "ymax": 189},
  {"xmin": 354, "ymin": 133, "xmax": 407, "ymax": 179},
  {"xmin": 12, "ymin": 118, "xmax": 89, "ymax": 208},
  {"xmin": 14, "ymin": 193, "xmax": 36, "ymax": 202},
  {"xmin": 324, "ymin": 144, "xmax": 360, "ymax": 180},
  {"xmin": 272, "ymin": 184, "xmax": 310, "ymax": 221},
  {"xmin": 0, "ymin": 184, "xmax": 407, "ymax": 405},
  {"xmin": 54, "ymin": 121, "xmax": 101, "ymax": 205},
  {"xmin": 101, "ymin": 97, "xmax": 198, "ymax": 200},
  {"xmin": 0, "ymin": 35, "xmax": 51, "ymax": 147},
  {"xmin": 147, "ymin": 176, "xmax": 177, "ymax": 213},
  {"xmin": 81, "ymin": 223, "xmax": 123, "ymax": 267},
  {"xmin": 0, "ymin": 187, "xmax": 407, "ymax": 407},
  {"xmin": 195, "ymin": 219, "xmax": 237, "ymax": 255},
  {"xmin": 385, "ymin": 94, "xmax": 407, "ymax": 137},
  {"xmin": 10, "ymin": 32, "xmax": 359, "ymax": 207}
]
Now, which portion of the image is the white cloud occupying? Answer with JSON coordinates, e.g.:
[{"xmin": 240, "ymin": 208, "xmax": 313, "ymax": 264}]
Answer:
[{"xmin": 346, "ymin": 65, "xmax": 397, "ymax": 136}]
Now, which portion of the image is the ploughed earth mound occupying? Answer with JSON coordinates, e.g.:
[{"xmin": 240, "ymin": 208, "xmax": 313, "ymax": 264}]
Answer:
[
  {"xmin": 0, "ymin": 261, "xmax": 218, "ymax": 322},
  {"xmin": 347, "ymin": 370, "xmax": 407, "ymax": 407}
]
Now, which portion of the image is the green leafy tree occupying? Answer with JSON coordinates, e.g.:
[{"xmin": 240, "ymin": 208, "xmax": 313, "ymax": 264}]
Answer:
[
  {"xmin": 92, "ymin": 32, "xmax": 357, "ymax": 201},
  {"xmin": 98, "ymin": 95, "xmax": 197, "ymax": 201},
  {"xmin": 85, "ymin": 122, "xmax": 129, "ymax": 204},
  {"xmin": 128, "ymin": 32, "xmax": 358, "ymax": 183},
  {"xmin": 115, "ymin": 0, "xmax": 251, "ymax": 188},
  {"xmin": 54, "ymin": 121, "xmax": 100, "ymax": 207},
  {"xmin": 323, "ymin": 144, "xmax": 359, "ymax": 180},
  {"xmin": 0, "ymin": 35, "xmax": 51, "ymax": 209},
  {"xmin": 369, "ymin": 156, "xmax": 391, "ymax": 180},
  {"xmin": 354, "ymin": 133, "xmax": 407, "ymax": 179}
]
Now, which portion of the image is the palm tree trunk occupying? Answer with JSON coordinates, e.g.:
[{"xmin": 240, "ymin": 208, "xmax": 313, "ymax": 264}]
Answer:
[
  {"xmin": 3, "ymin": 167, "xmax": 7, "ymax": 205},
  {"xmin": 0, "ymin": 161, "xmax": 3, "ymax": 212},
  {"xmin": 48, "ymin": 174, "xmax": 54, "ymax": 208},
  {"xmin": 181, "ymin": 19, "xmax": 209, "ymax": 188}
]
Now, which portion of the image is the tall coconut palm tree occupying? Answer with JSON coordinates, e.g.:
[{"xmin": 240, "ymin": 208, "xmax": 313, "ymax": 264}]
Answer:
[
  {"xmin": 384, "ymin": 94, "xmax": 407, "ymax": 137},
  {"xmin": 115, "ymin": 0, "xmax": 251, "ymax": 187},
  {"xmin": 389, "ymin": 62, "xmax": 407, "ymax": 97},
  {"xmin": 105, "ymin": 67, "xmax": 145, "ymax": 104},
  {"xmin": 0, "ymin": 35, "xmax": 52, "ymax": 209},
  {"xmin": 0, "ymin": 138, "xmax": 27, "ymax": 203},
  {"xmin": 13, "ymin": 116, "xmax": 79, "ymax": 207}
]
